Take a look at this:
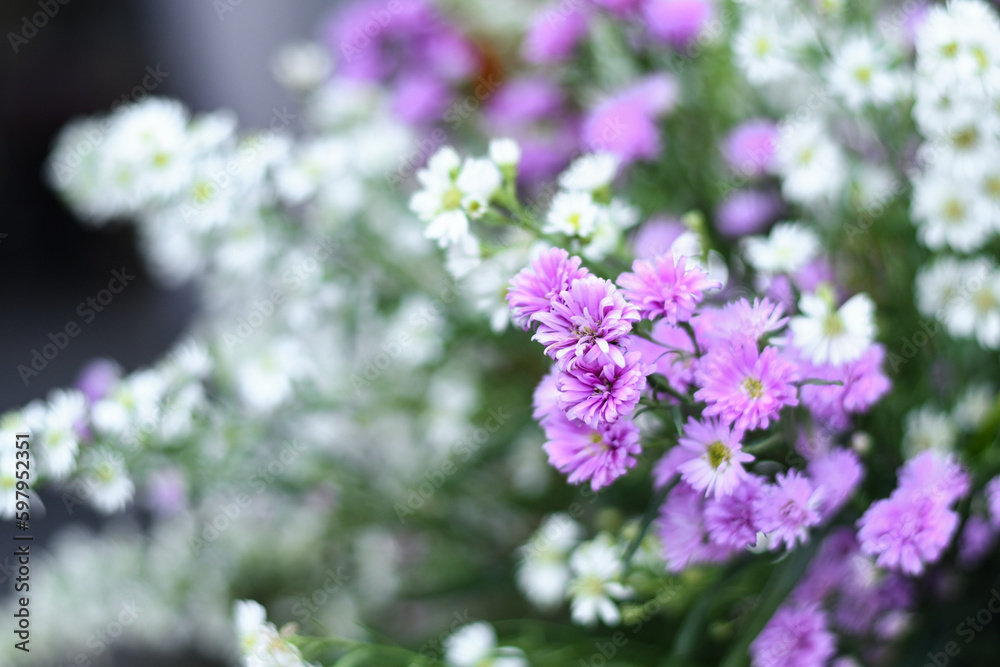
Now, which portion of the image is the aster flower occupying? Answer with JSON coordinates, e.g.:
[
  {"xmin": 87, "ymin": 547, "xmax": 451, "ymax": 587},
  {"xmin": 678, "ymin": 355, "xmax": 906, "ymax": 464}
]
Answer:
[
  {"xmin": 566, "ymin": 535, "xmax": 633, "ymax": 626},
  {"xmin": 643, "ymin": 0, "xmax": 714, "ymax": 49},
  {"xmin": 755, "ymin": 470, "xmax": 823, "ymax": 551},
  {"xmin": 533, "ymin": 275, "xmax": 640, "ymax": 369},
  {"xmin": 898, "ymin": 450, "xmax": 970, "ymax": 506},
  {"xmin": 958, "ymin": 515, "xmax": 996, "ymax": 569},
  {"xmin": 722, "ymin": 119, "xmax": 778, "ymax": 177},
  {"xmin": 790, "ymin": 291, "xmax": 876, "ymax": 367},
  {"xmin": 987, "ymin": 476, "xmax": 1000, "ymax": 528},
  {"xmin": 695, "ymin": 344, "xmax": 799, "ymax": 432},
  {"xmin": 235, "ymin": 599, "xmax": 312, "ymax": 667},
  {"xmin": 543, "ymin": 191, "xmax": 599, "ymax": 238},
  {"xmin": 704, "ymin": 474, "xmax": 766, "ymax": 549},
  {"xmin": 630, "ymin": 320, "xmax": 697, "ymax": 396},
  {"xmin": 857, "ymin": 489, "xmax": 959, "ymax": 575},
  {"xmin": 749, "ymin": 602, "xmax": 836, "ymax": 667},
  {"xmin": 559, "ymin": 153, "xmax": 621, "ymax": 193},
  {"xmin": 698, "ymin": 297, "xmax": 788, "ymax": 348},
  {"xmin": 522, "ymin": 2, "xmax": 592, "ymax": 64},
  {"xmin": 541, "ymin": 411, "xmax": 642, "ymax": 490},
  {"xmin": 444, "ymin": 623, "xmax": 527, "ymax": 667},
  {"xmin": 807, "ymin": 448, "xmax": 864, "ymax": 519},
  {"xmin": 616, "ymin": 253, "xmax": 719, "ymax": 324},
  {"xmin": 676, "ymin": 418, "xmax": 754, "ymax": 498},
  {"xmin": 556, "ymin": 351, "xmax": 648, "ymax": 427},
  {"xmin": 657, "ymin": 482, "xmax": 732, "ymax": 572},
  {"xmin": 741, "ymin": 222, "xmax": 821, "ymax": 276},
  {"xmin": 517, "ymin": 513, "xmax": 584, "ymax": 610},
  {"xmin": 581, "ymin": 75, "xmax": 677, "ymax": 164},
  {"xmin": 507, "ymin": 247, "xmax": 589, "ymax": 330}
]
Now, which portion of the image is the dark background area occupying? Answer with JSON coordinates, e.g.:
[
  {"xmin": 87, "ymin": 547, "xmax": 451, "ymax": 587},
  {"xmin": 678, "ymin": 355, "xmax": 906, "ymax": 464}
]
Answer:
[{"xmin": 1, "ymin": 1, "xmax": 334, "ymax": 663}]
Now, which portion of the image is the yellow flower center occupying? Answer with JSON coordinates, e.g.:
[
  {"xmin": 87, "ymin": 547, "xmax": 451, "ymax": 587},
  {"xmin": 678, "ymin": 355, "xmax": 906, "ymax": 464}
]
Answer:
[
  {"xmin": 442, "ymin": 186, "xmax": 463, "ymax": 210},
  {"xmin": 942, "ymin": 198, "xmax": 965, "ymax": 223},
  {"xmin": 707, "ymin": 441, "xmax": 731, "ymax": 469},
  {"xmin": 823, "ymin": 312, "xmax": 845, "ymax": 337},
  {"xmin": 741, "ymin": 376, "xmax": 764, "ymax": 399}
]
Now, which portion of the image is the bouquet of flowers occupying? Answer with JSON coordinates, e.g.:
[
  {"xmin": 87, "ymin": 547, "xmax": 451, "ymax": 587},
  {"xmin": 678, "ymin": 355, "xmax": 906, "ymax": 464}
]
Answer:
[{"xmin": 6, "ymin": 0, "xmax": 1000, "ymax": 665}]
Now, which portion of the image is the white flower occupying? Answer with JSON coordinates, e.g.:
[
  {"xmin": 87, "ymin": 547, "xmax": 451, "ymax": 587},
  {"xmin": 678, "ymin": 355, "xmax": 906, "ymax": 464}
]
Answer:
[
  {"xmin": 444, "ymin": 233, "xmax": 482, "ymax": 280},
  {"xmin": 945, "ymin": 260, "xmax": 1000, "ymax": 348},
  {"xmin": 773, "ymin": 119, "xmax": 848, "ymax": 206},
  {"xmin": 489, "ymin": 138, "xmax": 521, "ymax": 168},
  {"xmin": 34, "ymin": 389, "xmax": 86, "ymax": 480},
  {"xmin": 790, "ymin": 291, "xmax": 875, "ymax": 366},
  {"xmin": 953, "ymin": 383, "xmax": 994, "ymax": 431},
  {"xmin": 733, "ymin": 12, "xmax": 798, "ymax": 84},
  {"xmin": 234, "ymin": 339, "xmax": 308, "ymax": 413},
  {"xmin": 741, "ymin": 221, "xmax": 820, "ymax": 275},
  {"xmin": 544, "ymin": 191, "xmax": 598, "ymax": 237},
  {"xmin": 903, "ymin": 406, "xmax": 958, "ymax": 457},
  {"xmin": 826, "ymin": 34, "xmax": 901, "ymax": 110},
  {"xmin": 558, "ymin": 153, "xmax": 620, "ymax": 192},
  {"xmin": 456, "ymin": 157, "xmax": 502, "ymax": 219},
  {"xmin": 444, "ymin": 622, "xmax": 527, "ymax": 667},
  {"xmin": 77, "ymin": 447, "xmax": 135, "ymax": 515},
  {"xmin": 234, "ymin": 600, "xmax": 312, "ymax": 667},
  {"xmin": 916, "ymin": 256, "xmax": 968, "ymax": 318},
  {"xmin": 567, "ymin": 534, "xmax": 632, "ymax": 627},
  {"xmin": 270, "ymin": 41, "xmax": 332, "ymax": 92},
  {"xmin": 912, "ymin": 171, "xmax": 994, "ymax": 252},
  {"xmin": 464, "ymin": 245, "xmax": 530, "ymax": 333},
  {"xmin": 517, "ymin": 513, "xmax": 584, "ymax": 610}
]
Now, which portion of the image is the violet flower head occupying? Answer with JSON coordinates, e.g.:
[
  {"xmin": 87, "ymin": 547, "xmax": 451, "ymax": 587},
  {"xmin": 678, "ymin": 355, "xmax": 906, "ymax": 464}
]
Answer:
[
  {"xmin": 695, "ymin": 344, "xmax": 799, "ymax": 432},
  {"xmin": 704, "ymin": 473, "xmax": 765, "ymax": 549},
  {"xmin": 657, "ymin": 482, "xmax": 732, "ymax": 572},
  {"xmin": 987, "ymin": 475, "xmax": 1000, "ymax": 529},
  {"xmin": 642, "ymin": 0, "xmax": 715, "ymax": 50},
  {"xmin": 582, "ymin": 74, "xmax": 677, "ymax": 164},
  {"xmin": 630, "ymin": 216, "xmax": 686, "ymax": 259},
  {"xmin": 676, "ymin": 417, "xmax": 753, "ymax": 498},
  {"xmin": 617, "ymin": 253, "xmax": 718, "ymax": 324},
  {"xmin": 722, "ymin": 118, "xmax": 778, "ymax": 177},
  {"xmin": 74, "ymin": 358, "xmax": 122, "ymax": 404},
  {"xmin": 533, "ymin": 275, "xmax": 640, "ymax": 369},
  {"xmin": 807, "ymin": 447, "xmax": 864, "ymax": 519},
  {"xmin": 630, "ymin": 320, "xmax": 697, "ymax": 396},
  {"xmin": 391, "ymin": 73, "xmax": 451, "ymax": 125},
  {"xmin": 898, "ymin": 450, "xmax": 970, "ymax": 507},
  {"xmin": 507, "ymin": 247, "xmax": 590, "ymax": 330},
  {"xmin": 958, "ymin": 515, "xmax": 996, "ymax": 569},
  {"xmin": 542, "ymin": 411, "xmax": 642, "ymax": 490},
  {"xmin": 556, "ymin": 351, "xmax": 649, "ymax": 427},
  {"xmin": 699, "ymin": 297, "xmax": 788, "ymax": 348},
  {"xmin": 857, "ymin": 489, "xmax": 959, "ymax": 576},
  {"xmin": 532, "ymin": 366, "xmax": 562, "ymax": 421},
  {"xmin": 715, "ymin": 189, "xmax": 782, "ymax": 238},
  {"xmin": 749, "ymin": 602, "xmax": 836, "ymax": 667},
  {"xmin": 755, "ymin": 470, "xmax": 823, "ymax": 551},
  {"xmin": 523, "ymin": 3, "xmax": 592, "ymax": 63}
]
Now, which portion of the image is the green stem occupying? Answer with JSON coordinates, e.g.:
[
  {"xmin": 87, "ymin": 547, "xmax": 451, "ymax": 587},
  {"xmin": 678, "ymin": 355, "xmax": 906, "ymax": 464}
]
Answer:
[{"xmin": 622, "ymin": 478, "xmax": 676, "ymax": 567}]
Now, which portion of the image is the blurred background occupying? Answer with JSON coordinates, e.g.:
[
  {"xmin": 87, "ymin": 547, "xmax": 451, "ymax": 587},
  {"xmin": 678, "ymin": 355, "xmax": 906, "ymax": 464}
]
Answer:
[{"xmin": 1, "ymin": 1, "xmax": 332, "ymax": 663}]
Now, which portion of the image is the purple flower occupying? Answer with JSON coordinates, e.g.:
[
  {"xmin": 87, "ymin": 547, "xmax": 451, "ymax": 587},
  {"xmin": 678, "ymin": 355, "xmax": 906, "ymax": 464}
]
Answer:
[
  {"xmin": 807, "ymin": 448, "xmax": 864, "ymax": 519},
  {"xmin": 695, "ymin": 344, "xmax": 799, "ymax": 432},
  {"xmin": 657, "ymin": 482, "xmax": 733, "ymax": 572},
  {"xmin": 722, "ymin": 118, "xmax": 778, "ymax": 177},
  {"xmin": 697, "ymin": 297, "xmax": 788, "ymax": 349},
  {"xmin": 592, "ymin": 0, "xmax": 644, "ymax": 14},
  {"xmin": 507, "ymin": 247, "xmax": 590, "ymax": 330},
  {"xmin": 898, "ymin": 450, "xmax": 970, "ymax": 507},
  {"xmin": 617, "ymin": 253, "xmax": 718, "ymax": 323},
  {"xmin": 532, "ymin": 367, "xmax": 561, "ymax": 421},
  {"xmin": 987, "ymin": 476, "xmax": 1000, "ymax": 529},
  {"xmin": 755, "ymin": 470, "xmax": 822, "ymax": 551},
  {"xmin": 556, "ymin": 351, "xmax": 649, "ymax": 427},
  {"xmin": 391, "ymin": 73, "xmax": 452, "ymax": 125},
  {"xmin": 642, "ymin": 0, "xmax": 714, "ymax": 50},
  {"xmin": 74, "ymin": 358, "xmax": 121, "ymax": 404},
  {"xmin": 857, "ymin": 489, "xmax": 959, "ymax": 575},
  {"xmin": 791, "ymin": 528, "xmax": 859, "ymax": 605},
  {"xmin": 653, "ymin": 444, "xmax": 695, "ymax": 489},
  {"xmin": 542, "ymin": 410, "xmax": 641, "ymax": 490},
  {"xmin": 715, "ymin": 189, "xmax": 782, "ymax": 238},
  {"xmin": 533, "ymin": 275, "xmax": 640, "ymax": 369},
  {"xmin": 630, "ymin": 321, "xmax": 696, "ymax": 396},
  {"xmin": 676, "ymin": 417, "xmax": 753, "ymax": 498},
  {"xmin": 958, "ymin": 515, "xmax": 996, "ymax": 569},
  {"xmin": 749, "ymin": 602, "xmax": 835, "ymax": 667},
  {"xmin": 523, "ymin": 3, "xmax": 592, "ymax": 63},
  {"xmin": 797, "ymin": 344, "xmax": 890, "ymax": 430},
  {"xmin": 704, "ymin": 474, "xmax": 765, "ymax": 548},
  {"xmin": 582, "ymin": 75, "xmax": 677, "ymax": 164},
  {"xmin": 630, "ymin": 216, "xmax": 686, "ymax": 259}
]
